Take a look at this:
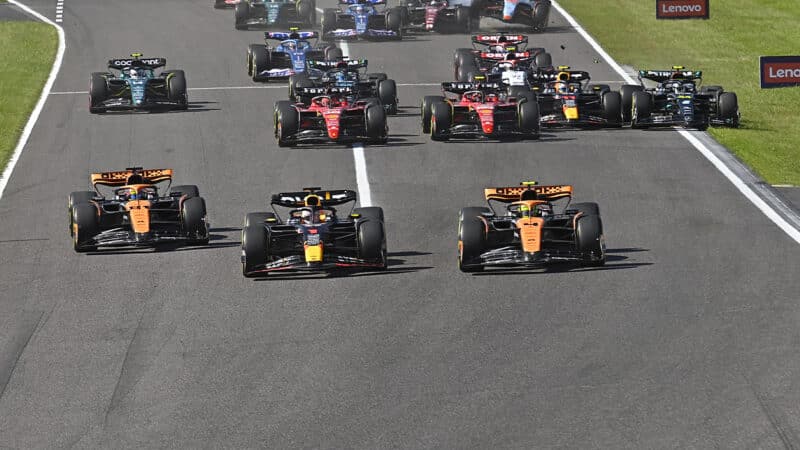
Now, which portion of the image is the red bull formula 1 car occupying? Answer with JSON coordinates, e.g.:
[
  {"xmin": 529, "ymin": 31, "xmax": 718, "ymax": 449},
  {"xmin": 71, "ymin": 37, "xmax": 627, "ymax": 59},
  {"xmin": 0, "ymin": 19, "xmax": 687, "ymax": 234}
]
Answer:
[
  {"xmin": 458, "ymin": 181, "xmax": 605, "ymax": 272},
  {"xmin": 68, "ymin": 167, "xmax": 209, "ymax": 252},
  {"xmin": 274, "ymin": 86, "xmax": 388, "ymax": 146},
  {"xmin": 420, "ymin": 79, "xmax": 540, "ymax": 141},
  {"xmin": 241, "ymin": 187, "xmax": 387, "ymax": 277},
  {"xmin": 529, "ymin": 66, "xmax": 623, "ymax": 127}
]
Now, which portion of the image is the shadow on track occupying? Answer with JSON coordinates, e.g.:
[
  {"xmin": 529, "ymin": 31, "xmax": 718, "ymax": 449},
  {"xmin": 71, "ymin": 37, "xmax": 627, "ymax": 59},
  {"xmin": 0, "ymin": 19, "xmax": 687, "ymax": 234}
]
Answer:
[
  {"xmin": 469, "ymin": 247, "xmax": 652, "ymax": 276},
  {"xmin": 251, "ymin": 252, "xmax": 434, "ymax": 281}
]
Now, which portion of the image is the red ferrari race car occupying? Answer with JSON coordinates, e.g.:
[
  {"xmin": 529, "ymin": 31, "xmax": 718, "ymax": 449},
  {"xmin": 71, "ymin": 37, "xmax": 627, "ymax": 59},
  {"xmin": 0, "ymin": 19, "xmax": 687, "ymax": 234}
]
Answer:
[
  {"xmin": 453, "ymin": 33, "xmax": 552, "ymax": 82},
  {"xmin": 420, "ymin": 79, "xmax": 540, "ymax": 141},
  {"xmin": 274, "ymin": 86, "xmax": 388, "ymax": 146},
  {"xmin": 398, "ymin": 0, "xmax": 478, "ymax": 33}
]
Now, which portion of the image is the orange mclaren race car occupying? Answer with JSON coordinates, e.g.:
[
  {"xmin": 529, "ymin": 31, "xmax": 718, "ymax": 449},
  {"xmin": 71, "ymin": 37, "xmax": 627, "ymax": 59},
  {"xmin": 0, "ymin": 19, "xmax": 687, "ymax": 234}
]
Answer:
[
  {"xmin": 68, "ymin": 167, "xmax": 209, "ymax": 252},
  {"xmin": 457, "ymin": 181, "xmax": 605, "ymax": 272},
  {"xmin": 241, "ymin": 187, "xmax": 387, "ymax": 277}
]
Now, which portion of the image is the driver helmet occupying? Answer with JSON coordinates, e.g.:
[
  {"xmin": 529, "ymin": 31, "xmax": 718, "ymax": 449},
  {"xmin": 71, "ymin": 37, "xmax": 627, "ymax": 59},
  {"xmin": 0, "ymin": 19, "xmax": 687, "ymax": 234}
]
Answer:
[
  {"xmin": 464, "ymin": 91, "xmax": 483, "ymax": 102},
  {"xmin": 534, "ymin": 204, "xmax": 552, "ymax": 217},
  {"xmin": 129, "ymin": 67, "xmax": 146, "ymax": 78},
  {"xmin": 485, "ymin": 93, "xmax": 498, "ymax": 102},
  {"xmin": 128, "ymin": 188, "xmax": 139, "ymax": 201},
  {"xmin": 300, "ymin": 209, "xmax": 313, "ymax": 224},
  {"xmin": 355, "ymin": 4, "xmax": 365, "ymax": 13},
  {"xmin": 516, "ymin": 204, "xmax": 530, "ymax": 218},
  {"xmin": 682, "ymin": 81, "xmax": 696, "ymax": 93},
  {"xmin": 283, "ymin": 41, "xmax": 297, "ymax": 52}
]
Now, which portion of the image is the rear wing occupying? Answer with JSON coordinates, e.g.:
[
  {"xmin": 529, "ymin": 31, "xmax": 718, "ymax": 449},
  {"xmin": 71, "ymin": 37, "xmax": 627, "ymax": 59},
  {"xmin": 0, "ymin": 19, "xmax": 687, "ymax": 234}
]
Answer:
[
  {"xmin": 271, "ymin": 189, "xmax": 358, "ymax": 207},
  {"xmin": 307, "ymin": 58, "xmax": 368, "ymax": 70},
  {"xmin": 107, "ymin": 57, "xmax": 166, "ymax": 70},
  {"xmin": 339, "ymin": 0, "xmax": 385, "ymax": 4},
  {"xmin": 295, "ymin": 85, "xmax": 357, "ymax": 96},
  {"xmin": 478, "ymin": 51, "xmax": 532, "ymax": 60},
  {"xmin": 529, "ymin": 70, "xmax": 591, "ymax": 82},
  {"xmin": 266, "ymin": 30, "xmax": 318, "ymax": 40},
  {"xmin": 484, "ymin": 185, "xmax": 573, "ymax": 203},
  {"xmin": 472, "ymin": 34, "xmax": 528, "ymax": 47},
  {"xmin": 638, "ymin": 69, "xmax": 702, "ymax": 82},
  {"xmin": 441, "ymin": 81, "xmax": 504, "ymax": 94},
  {"xmin": 90, "ymin": 167, "xmax": 173, "ymax": 188}
]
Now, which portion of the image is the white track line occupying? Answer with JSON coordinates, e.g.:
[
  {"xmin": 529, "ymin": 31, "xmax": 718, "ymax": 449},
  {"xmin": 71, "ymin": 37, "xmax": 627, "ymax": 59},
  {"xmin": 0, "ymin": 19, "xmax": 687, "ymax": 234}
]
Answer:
[
  {"xmin": 552, "ymin": 0, "xmax": 800, "ymax": 244},
  {"xmin": 337, "ymin": 40, "xmax": 373, "ymax": 207},
  {"xmin": 0, "ymin": 1, "xmax": 66, "ymax": 199},
  {"xmin": 55, "ymin": 0, "xmax": 63, "ymax": 22}
]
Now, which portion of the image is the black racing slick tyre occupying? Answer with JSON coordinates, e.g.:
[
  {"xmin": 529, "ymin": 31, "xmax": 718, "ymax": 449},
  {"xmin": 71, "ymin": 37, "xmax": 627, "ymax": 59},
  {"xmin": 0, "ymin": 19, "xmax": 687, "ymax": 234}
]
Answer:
[
  {"xmin": 357, "ymin": 219, "xmax": 387, "ymax": 269},
  {"xmin": 288, "ymin": 72, "xmax": 312, "ymax": 102},
  {"xmin": 430, "ymin": 101, "xmax": 451, "ymax": 141},
  {"xmin": 325, "ymin": 46, "xmax": 343, "ymax": 61},
  {"xmin": 378, "ymin": 79, "xmax": 398, "ymax": 115},
  {"xmin": 455, "ymin": 6, "xmax": 471, "ymax": 32},
  {"xmin": 518, "ymin": 99, "xmax": 540, "ymax": 139},
  {"xmin": 274, "ymin": 100, "xmax": 298, "ymax": 147},
  {"xmin": 296, "ymin": 0, "xmax": 314, "ymax": 25},
  {"xmin": 89, "ymin": 72, "xmax": 108, "ymax": 114},
  {"xmin": 166, "ymin": 70, "xmax": 188, "ymax": 109},
  {"xmin": 242, "ymin": 224, "xmax": 269, "ymax": 277},
  {"xmin": 68, "ymin": 191, "xmax": 95, "ymax": 235},
  {"xmin": 454, "ymin": 48, "xmax": 474, "ymax": 69},
  {"xmin": 235, "ymin": 1, "xmax": 250, "ymax": 29},
  {"xmin": 244, "ymin": 212, "xmax": 277, "ymax": 227},
  {"xmin": 508, "ymin": 86, "xmax": 535, "ymax": 104},
  {"xmin": 456, "ymin": 61, "xmax": 478, "ymax": 83},
  {"xmin": 321, "ymin": 8, "xmax": 337, "ymax": 40},
  {"xmin": 601, "ymin": 91, "xmax": 622, "ymax": 127},
  {"xmin": 532, "ymin": 0, "xmax": 550, "ymax": 31},
  {"xmin": 458, "ymin": 207, "xmax": 489, "ymax": 272},
  {"xmin": 387, "ymin": 7, "xmax": 403, "ymax": 38},
  {"xmin": 353, "ymin": 206, "xmax": 384, "ymax": 223},
  {"xmin": 72, "ymin": 203, "xmax": 98, "ymax": 252},
  {"xmin": 575, "ymin": 214, "xmax": 605, "ymax": 266},
  {"xmin": 182, "ymin": 197, "xmax": 209, "ymax": 245},
  {"xmin": 249, "ymin": 45, "xmax": 271, "ymax": 82},
  {"xmin": 534, "ymin": 52, "xmax": 552, "ymax": 69},
  {"xmin": 718, "ymin": 92, "xmax": 739, "ymax": 125},
  {"xmin": 620, "ymin": 84, "xmax": 643, "ymax": 123},
  {"xmin": 365, "ymin": 104, "xmax": 388, "ymax": 144},
  {"xmin": 630, "ymin": 91, "xmax": 652, "ymax": 129},
  {"xmin": 169, "ymin": 185, "xmax": 200, "ymax": 198},
  {"xmin": 421, "ymin": 95, "xmax": 444, "ymax": 134}
]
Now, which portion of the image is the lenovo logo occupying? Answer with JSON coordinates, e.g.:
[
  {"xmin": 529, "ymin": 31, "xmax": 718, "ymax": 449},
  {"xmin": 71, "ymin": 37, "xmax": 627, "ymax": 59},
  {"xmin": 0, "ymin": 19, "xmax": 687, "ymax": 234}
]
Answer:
[
  {"xmin": 656, "ymin": 0, "xmax": 709, "ymax": 19},
  {"xmin": 760, "ymin": 56, "xmax": 800, "ymax": 88}
]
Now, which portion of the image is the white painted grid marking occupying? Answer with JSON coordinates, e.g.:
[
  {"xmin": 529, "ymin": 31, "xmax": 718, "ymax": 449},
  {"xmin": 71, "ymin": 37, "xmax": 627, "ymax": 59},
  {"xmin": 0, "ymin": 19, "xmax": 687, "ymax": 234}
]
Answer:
[
  {"xmin": 338, "ymin": 40, "xmax": 373, "ymax": 207},
  {"xmin": 55, "ymin": 0, "xmax": 63, "ymax": 22},
  {"xmin": 551, "ymin": 0, "xmax": 800, "ymax": 244}
]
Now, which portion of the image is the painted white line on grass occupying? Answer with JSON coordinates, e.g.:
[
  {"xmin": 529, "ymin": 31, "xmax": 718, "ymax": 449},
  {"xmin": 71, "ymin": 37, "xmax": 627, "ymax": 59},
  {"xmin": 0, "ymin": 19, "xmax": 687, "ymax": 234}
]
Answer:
[
  {"xmin": 352, "ymin": 144, "xmax": 372, "ymax": 207},
  {"xmin": 552, "ymin": 0, "xmax": 800, "ymax": 244},
  {"xmin": 0, "ymin": 1, "xmax": 66, "ymax": 199}
]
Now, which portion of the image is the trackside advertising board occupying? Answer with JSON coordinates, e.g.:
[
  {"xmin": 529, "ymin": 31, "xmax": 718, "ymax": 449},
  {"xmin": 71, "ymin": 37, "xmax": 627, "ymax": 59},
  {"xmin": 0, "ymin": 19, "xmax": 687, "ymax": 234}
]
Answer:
[
  {"xmin": 656, "ymin": 0, "xmax": 709, "ymax": 19},
  {"xmin": 760, "ymin": 56, "xmax": 800, "ymax": 89}
]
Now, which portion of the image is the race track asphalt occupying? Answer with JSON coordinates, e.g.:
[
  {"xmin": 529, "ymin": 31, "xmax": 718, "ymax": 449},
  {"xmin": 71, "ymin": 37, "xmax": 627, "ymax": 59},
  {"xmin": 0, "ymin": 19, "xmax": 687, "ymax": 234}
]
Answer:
[{"xmin": 0, "ymin": 0, "xmax": 799, "ymax": 447}]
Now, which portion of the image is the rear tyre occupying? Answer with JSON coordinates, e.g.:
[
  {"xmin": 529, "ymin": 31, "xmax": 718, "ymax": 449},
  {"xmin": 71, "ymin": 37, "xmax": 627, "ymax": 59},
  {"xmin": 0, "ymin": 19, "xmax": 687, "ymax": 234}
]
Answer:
[
  {"xmin": 244, "ymin": 212, "xmax": 277, "ymax": 227},
  {"xmin": 249, "ymin": 45, "xmax": 271, "ymax": 82},
  {"xmin": 453, "ymin": 48, "xmax": 474, "ymax": 68},
  {"xmin": 378, "ymin": 79, "xmax": 398, "ymax": 115},
  {"xmin": 620, "ymin": 84, "xmax": 643, "ymax": 122},
  {"xmin": 718, "ymin": 92, "xmax": 739, "ymax": 126},
  {"xmin": 387, "ymin": 7, "xmax": 403, "ymax": 38},
  {"xmin": 430, "ymin": 101, "xmax": 451, "ymax": 141},
  {"xmin": 166, "ymin": 70, "xmax": 188, "ymax": 109},
  {"xmin": 182, "ymin": 197, "xmax": 209, "ymax": 245},
  {"xmin": 321, "ymin": 9, "xmax": 338, "ymax": 39},
  {"xmin": 534, "ymin": 52, "xmax": 552, "ymax": 69},
  {"xmin": 455, "ymin": 6, "xmax": 471, "ymax": 32},
  {"xmin": 518, "ymin": 99, "xmax": 540, "ymax": 139},
  {"xmin": 89, "ymin": 72, "xmax": 108, "ymax": 114},
  {"xmin": 532, "ymin": 0, "xmax": 550, "ymax": 31},
  {"xmin": 288, "ymin": 72, "xmax": 312, "ymax": 102},
  {"xmin": 421, "ymin": 95, "xmax": 445, "ymax": 134},
  {"xmin": 601, "ymin": 91, "xmax": 622, "ymax": 127},
  {"xmin": 242, "ymin": 224, "xmax": 268, "ymax": 277},
  {"xmin": 72, "ymin": 203, "xmax": 98, "ymax": 252},
  {"xmin": 357, "ymin": 220, "xmax": 387, "ymax": 268},
  {"xmin": 630, "ymin": 91, "xmax": 652, "ymax": 129},
  {"xmin": 365, "ymin": 104, "xmax": 388, "ymax": 144},
  {"xmin": 353, "ymin": 206, "xmax": 384, "ymax": 222},
  {"xmin": 325, "ymin": 46, "xmax": 343, "ymax": 61},
  {"xmin": 274, "ymin": 100, "xmax": 299, "ymax": 147},
  {"xmin": 567, "ymin": 202, "xmax": 600, "ymax": 216},
  {"xmin": 575, "ymin": 214, "xmax": 605, "ymax": 266},
  {"xmin": 456, "ymin": 61, "xmax": 478, "ymax": 82},
  {"xmin": 234, "ymin": 1, "xmax": 250, "ymax": 29},
  {"xmin": 508, "ymin": 86, "xmax": 535, "ymax": 104},
  {"xmin": 297, "ymin": 0, "xmax": 314, "ymax": 25},
  {"xmin": 458, "ymin": 207, "xmax": 489, "ymax": 272},
  {"xmin": 169, "ymin": 185, "xmax": 199, "ymax": 198}
]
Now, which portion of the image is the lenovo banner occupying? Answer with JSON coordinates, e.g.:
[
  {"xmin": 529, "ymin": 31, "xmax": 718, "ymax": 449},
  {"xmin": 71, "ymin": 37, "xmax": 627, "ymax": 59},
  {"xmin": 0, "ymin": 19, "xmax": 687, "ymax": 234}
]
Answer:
[
  {"xmin": 760, "ymin": 56, "xmax": 800, "ymax": 89},
  {"xmin": 656, "ymin": 0, "xmax": 709, "ymax": 20}
]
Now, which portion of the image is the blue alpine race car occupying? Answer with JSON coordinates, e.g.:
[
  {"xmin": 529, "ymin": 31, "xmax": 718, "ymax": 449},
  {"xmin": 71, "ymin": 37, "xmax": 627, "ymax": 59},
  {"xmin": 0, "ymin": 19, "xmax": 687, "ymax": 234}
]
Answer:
[
  {"xmin": 321, "ymin": 0, "xmax": 404, "ymax": 41},
  {"xmin": 247, "ymin": 30, "xmax": 343, "ymax": 82},
  {"xmin": 235, "ymin": 0, "xmax": 316, "ymax": 30},
  {"xmin": 89, "ymin": 53, "xmax": 188, "ymax": 113}
]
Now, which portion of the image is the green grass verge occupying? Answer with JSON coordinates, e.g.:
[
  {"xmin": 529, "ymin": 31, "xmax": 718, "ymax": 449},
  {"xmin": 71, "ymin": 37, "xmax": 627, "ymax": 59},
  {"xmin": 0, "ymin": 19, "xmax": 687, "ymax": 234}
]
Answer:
[
  {"xmin": 0, "ymin": 22, "xmax": 57, "ymax": 174},
  {"xmin": 557, "ymin": 0, "xmax": 800, "ymax": 185}
]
